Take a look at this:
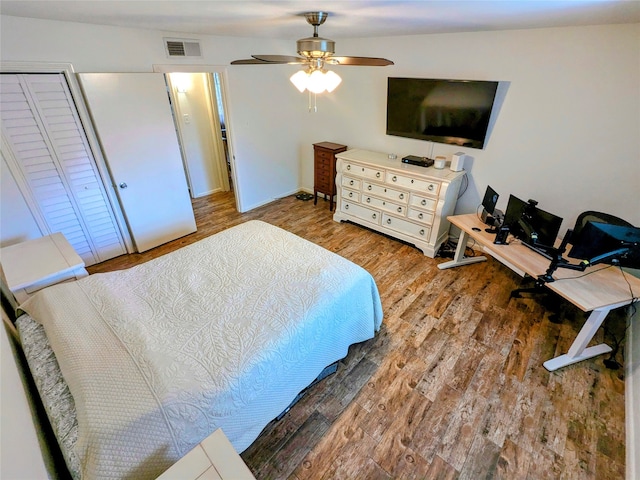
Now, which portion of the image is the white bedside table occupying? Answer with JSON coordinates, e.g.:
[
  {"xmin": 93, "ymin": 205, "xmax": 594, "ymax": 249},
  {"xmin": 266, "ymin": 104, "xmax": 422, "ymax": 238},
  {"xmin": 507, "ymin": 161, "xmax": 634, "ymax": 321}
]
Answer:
[
  {"xmin": 0, "ymin": 233, "xmax": 88, "ymax": 303},
  {"xmin": 156, "ymin": 428, "xmax": 256, "ymax": 480}
]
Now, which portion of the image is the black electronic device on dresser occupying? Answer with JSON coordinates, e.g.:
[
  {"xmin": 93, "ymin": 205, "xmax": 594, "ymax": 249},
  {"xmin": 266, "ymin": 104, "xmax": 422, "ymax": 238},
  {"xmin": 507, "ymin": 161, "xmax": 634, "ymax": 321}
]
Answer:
[{"xmin": 402, "ymin": 155, "xmax": 434, "ymax": 168}]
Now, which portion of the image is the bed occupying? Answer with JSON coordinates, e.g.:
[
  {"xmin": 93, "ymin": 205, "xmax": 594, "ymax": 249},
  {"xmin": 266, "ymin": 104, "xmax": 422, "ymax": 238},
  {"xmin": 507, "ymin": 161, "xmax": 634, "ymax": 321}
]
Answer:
[{"xmin": 15, "ymin": 220, "xmax": 383, "ymax": 480}]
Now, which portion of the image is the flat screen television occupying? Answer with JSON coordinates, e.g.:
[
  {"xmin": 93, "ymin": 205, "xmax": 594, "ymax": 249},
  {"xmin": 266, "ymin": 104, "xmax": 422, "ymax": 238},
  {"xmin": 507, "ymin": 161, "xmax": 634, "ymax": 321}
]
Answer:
[{"xmin": 386, "ymin": 77, "xmax": 499, "ymax": 149}]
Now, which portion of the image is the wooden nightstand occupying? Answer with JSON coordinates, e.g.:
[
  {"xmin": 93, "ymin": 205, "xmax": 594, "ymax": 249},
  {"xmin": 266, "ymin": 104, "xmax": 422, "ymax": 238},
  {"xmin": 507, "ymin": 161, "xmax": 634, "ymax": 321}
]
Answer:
[
  {"xmin": 313, "ymin": 141, "xmax": 347, "ymax": 211},
  {"xmin": 156, "ymin": 428, "xmax": 255, "ymax": 480},
  {"xmin": 0, "ymin": 233, "xmax": 88, "ymax": 303}
]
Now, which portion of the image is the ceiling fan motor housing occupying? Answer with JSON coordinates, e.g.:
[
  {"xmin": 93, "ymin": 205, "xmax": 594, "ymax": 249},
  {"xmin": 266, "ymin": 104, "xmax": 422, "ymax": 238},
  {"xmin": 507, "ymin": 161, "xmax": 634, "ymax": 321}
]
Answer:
[{"xmin": 297, "ymin": 37, "xmax": 335, "ymax": 58}]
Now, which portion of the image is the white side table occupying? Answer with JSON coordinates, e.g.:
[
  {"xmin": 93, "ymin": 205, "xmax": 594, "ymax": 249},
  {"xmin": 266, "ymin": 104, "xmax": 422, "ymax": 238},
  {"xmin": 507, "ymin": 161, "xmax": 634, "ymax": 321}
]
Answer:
[
  {"xmin": 0, "ymin": 233, "xmax": 88, "ymax": 303},
  {"xmin": 156, "ymin": 428, "xmax": 256, "ymax": 480}
]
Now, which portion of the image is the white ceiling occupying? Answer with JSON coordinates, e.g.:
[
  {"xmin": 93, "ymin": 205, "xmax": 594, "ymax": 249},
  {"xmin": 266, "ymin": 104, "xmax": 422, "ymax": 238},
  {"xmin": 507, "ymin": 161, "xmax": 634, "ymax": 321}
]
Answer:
[{"xmin": 1, "ymin": 1, "xmax": 639, "ymax": 39}]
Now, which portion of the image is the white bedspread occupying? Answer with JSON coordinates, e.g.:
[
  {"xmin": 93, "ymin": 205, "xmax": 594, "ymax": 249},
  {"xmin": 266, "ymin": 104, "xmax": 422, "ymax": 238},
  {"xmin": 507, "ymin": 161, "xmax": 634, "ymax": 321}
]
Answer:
[{"xmin": 21, "ymin": 220, "xmax": 383, "ymax": 480}]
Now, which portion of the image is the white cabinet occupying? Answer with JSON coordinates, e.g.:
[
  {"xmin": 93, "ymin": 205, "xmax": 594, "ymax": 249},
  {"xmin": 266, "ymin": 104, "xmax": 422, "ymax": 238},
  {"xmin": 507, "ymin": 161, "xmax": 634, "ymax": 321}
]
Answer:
[
  {"xmin": 156, "ymin": 429, "xmax": 255, "ymax": 480},
  {"xmin": 1, "ymin": 233, "xmax": 88, "ymax": 303},
  {"xmin": 333, "ymin": 149, "xmax": 465, "ymax": 257}
]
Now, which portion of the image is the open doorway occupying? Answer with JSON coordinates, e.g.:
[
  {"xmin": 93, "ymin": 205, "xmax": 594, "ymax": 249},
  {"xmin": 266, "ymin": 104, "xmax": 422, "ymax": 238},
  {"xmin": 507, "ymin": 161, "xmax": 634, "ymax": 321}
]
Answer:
[{"xmin": 154, "ymin": 65, "xmax": 239, "ymax": 211}]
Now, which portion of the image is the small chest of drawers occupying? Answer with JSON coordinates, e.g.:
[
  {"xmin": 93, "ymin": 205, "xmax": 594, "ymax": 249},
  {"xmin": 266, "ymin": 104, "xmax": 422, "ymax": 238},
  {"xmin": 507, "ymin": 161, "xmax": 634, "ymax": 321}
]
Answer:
[
  {"xmin": 313, "ymin": 141, "xmax": 347, "ymax": 211},
  {"xmin": 333, "ymin": 149, "xmax": 465, "ymax": 258}
]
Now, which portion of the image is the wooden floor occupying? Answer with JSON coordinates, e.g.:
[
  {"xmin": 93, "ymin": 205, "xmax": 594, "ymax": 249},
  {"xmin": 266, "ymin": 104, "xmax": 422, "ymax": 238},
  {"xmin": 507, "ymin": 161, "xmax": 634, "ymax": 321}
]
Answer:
[{"xmin": 88, "ymin": 191, "xmax": 628, "ymax": 479}]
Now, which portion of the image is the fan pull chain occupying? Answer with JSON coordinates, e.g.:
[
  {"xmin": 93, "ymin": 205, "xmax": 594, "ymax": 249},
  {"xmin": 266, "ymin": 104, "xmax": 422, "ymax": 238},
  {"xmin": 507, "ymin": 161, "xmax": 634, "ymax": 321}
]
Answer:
[{"xmin": 308, "ymin": 91, "xmax": 318, "ymax": 113}]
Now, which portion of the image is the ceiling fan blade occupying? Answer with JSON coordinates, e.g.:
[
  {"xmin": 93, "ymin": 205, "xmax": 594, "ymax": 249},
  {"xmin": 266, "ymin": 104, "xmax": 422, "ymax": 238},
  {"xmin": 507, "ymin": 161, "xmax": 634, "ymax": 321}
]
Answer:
[
  {"xmin": 327, "ymin": 56, "xmax": 394, "ymax": 66},
  {"xmin": 252, "ymin": 54, "xmax": 307, "ymax": 64},
  {"xmin": 231, "ymin": 58, "xmax": 275, "ymax": 65}
]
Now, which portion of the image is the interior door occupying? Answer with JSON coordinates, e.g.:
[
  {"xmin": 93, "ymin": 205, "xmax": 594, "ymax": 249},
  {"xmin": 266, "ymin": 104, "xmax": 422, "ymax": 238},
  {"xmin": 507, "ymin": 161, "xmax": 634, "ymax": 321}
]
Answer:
[{"xmin": 78, "ymin": 73, "xmax": 196, "ymax": 252}]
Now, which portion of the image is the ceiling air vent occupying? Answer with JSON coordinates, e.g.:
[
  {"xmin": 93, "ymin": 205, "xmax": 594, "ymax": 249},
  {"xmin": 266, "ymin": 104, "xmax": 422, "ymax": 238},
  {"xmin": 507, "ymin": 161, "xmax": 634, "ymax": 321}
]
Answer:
[{"xmin": 164, "ymin": 38, "xmax": 202, "ymax": 57}]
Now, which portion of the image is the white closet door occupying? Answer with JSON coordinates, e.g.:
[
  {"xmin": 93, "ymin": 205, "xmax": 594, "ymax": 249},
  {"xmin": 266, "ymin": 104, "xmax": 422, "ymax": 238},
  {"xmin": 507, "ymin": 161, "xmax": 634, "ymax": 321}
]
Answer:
[
  {"xmin": 0, "ymin": 74, "xmax": 126, "ymax": 265},
  {"xmin": 78, "ymin": 73, "xmax": 196, "ymax": 252}
]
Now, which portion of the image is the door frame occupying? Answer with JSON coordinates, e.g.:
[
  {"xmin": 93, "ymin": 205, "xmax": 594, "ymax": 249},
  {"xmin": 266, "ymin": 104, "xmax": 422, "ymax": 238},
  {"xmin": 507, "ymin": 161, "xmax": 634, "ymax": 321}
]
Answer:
[
  {"xmin": 152, "ymin": 64, "xmax": 240, "ymax": 212},
  {"xmin": 0, "ymin": 61, "xmax": 135, "ymax": 253}
]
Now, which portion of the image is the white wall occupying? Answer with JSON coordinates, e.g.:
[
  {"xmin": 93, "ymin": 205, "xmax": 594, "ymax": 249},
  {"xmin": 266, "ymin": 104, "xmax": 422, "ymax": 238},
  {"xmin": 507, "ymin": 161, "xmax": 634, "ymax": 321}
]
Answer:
[
  {"xmin": 0, "ymin": 15, "xmax": 303, "ymax": 218},
  {"xmin": 0, "ymin": 319, "xmax": 50, "ymax": 479},
  {"xmin": 3, "ymin": 17, "xmax": 637, "ymax": 233},
  {"xmin": 297, "ymin": 24, "xmax": 640, "ymax": 231}
]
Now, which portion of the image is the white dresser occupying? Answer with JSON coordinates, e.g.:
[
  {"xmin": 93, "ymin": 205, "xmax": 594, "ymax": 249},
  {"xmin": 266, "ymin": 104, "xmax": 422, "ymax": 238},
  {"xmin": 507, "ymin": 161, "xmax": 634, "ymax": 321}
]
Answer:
[{"xmin": 333, "ymin": 149, "xmax": 466, "ymax": 257}]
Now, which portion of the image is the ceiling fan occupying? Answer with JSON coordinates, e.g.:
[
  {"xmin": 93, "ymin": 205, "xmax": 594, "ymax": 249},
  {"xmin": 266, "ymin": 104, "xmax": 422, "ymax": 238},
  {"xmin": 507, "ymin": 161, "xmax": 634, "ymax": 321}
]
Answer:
[{"xmin": 231, "ymin": 11, "xmax": 394, "ymax": 94}]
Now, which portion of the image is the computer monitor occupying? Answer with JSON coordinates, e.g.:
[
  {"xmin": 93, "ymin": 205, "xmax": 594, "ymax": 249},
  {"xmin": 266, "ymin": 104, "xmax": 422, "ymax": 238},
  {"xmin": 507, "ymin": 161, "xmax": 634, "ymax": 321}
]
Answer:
[
  {"xmin": 482, "ymin": 185, "xmax": 499, "ymax": 215},
  {"xmin": 568, "ymin": 221, "xmax": 640, "ymax": 269},
  {"xmin": 480, "ymin": 185, "xmax": 502, "ymax": 227},
  {"xmin": 502, "ymin": 194, "xmax": 563, "ymax": 249}
]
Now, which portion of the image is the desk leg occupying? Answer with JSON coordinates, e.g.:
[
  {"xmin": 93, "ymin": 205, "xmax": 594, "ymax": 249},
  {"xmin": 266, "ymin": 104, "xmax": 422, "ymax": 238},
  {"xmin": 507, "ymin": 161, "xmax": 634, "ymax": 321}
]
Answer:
[
  {"xmin": 438, "ymin": 230, "xmax": 487, "ymax": 270},
  {"xmin": 543, "ymin": 308, "xmax": 612, "ymax": 371}
]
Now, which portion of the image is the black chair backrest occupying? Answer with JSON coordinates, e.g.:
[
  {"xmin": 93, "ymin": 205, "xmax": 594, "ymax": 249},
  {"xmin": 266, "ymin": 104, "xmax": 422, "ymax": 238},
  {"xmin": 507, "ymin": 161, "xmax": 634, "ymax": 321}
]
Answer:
[{"xmin": 571, "ymin": 211, "xmax": 634, "ymax": 244}]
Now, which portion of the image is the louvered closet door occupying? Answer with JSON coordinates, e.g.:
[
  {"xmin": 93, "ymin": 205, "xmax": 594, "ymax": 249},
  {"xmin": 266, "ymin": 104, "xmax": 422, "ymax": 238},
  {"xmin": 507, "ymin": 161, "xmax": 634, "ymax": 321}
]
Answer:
[{"xmin": 0, "ymin": 73, "xmax": 126, "ymax": 265}]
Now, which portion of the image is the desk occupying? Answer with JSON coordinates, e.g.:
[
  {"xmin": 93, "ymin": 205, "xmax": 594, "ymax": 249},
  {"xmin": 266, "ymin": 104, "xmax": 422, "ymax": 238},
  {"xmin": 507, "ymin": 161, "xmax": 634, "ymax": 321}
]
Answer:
[{"xmin": 439, "ymin": 214, "xmax": 640, "ymax": 371}]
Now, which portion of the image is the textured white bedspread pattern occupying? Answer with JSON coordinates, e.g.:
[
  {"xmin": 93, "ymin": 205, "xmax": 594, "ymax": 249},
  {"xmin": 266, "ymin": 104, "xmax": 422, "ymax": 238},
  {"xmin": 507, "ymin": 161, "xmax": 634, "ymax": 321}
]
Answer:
[{"xmin": 21, "ymin": 221, "xmax": 383, "ymax": 479}]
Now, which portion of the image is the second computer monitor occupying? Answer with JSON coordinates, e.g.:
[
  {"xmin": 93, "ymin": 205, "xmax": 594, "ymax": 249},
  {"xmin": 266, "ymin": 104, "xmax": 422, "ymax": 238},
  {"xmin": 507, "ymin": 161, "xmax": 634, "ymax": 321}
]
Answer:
[{"xmin": 503, "ymin": 194, "xmax": 563, "ymax": 248}]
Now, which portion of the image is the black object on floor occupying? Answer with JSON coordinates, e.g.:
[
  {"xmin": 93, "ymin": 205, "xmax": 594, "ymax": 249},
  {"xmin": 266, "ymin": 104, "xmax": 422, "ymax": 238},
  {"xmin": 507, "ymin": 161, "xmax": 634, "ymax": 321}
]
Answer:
[{"xmin": 295, "ymin": 192, "xmax": 314, "ymax": 201}]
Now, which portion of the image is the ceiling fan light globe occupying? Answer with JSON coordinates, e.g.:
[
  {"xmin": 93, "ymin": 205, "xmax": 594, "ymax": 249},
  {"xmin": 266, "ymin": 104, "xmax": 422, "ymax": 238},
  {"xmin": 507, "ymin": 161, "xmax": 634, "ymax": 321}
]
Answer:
[
  {"xmin": 307, "ymin": 69, "xmax": 328, "ymax": 94},
  {"xmin": 290, "ymin": 70, "xmax": 309, "ymax": 92},
  {"xmin": 324, "ymin": 70, "xmax": 342, "ymax": 92}
]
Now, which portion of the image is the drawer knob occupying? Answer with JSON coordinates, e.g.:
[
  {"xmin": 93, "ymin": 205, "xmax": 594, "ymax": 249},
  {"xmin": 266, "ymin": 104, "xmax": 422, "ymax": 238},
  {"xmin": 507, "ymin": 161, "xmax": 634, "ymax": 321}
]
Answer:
[
  {"xmin": 345, "ymin": 204, "xmax": 349, "ymax": 209},
  {"xmin": 399, "ymin": 193, "xmax": 404, "ymax": 200},
  {"xmin": 428, "ymin": 184, "xmax": 434, "ymax": 191},
  {"xmin": 397, "ymin": 207, "xmax": 402, "ymax": 213},
  {"xmin": 418, "ymin": 213, "xmax": 423, "ymax": 219},
  {"xmin": 350, "ymin": 180, "xmax": 354, "ymax": 185},
  {"xmin": 387, "ymin": 218, "xmax": 392, "ymax": 225},
  {"xmin": 372, "ymin": 213, "xmax": 377, "ymax": 219},
  {"xmin": 368, "ymin": 185, "xmax": 372, "ymax": 191},
  {"xmin": 362, "ymin": 167, "xmax": 365, "ymax": 172},
  {"xmin": 392, "ymin": 176, "xmax": 397, "ymax": 182},
  {"xmin": 411, "ymin": 179, "xmax": 414, "ymax": 184},
  {"xmin": 366, "ymin": 198, "xmax": 371, "ymax": 203},
  {"xmin": 420, "ymin": 229, "xmax": 425, "ymax": 235},
  {"xmin": 349, "ymin": 192, "xmax": 353, "ymax": 197},
  {"xmin": 376, "ymin": 172, "xmax": 381, "ymax": 178},
  {"xmin": 421, "ymin": 199, "xmax": 427, "ymax": 206},
  {"xmin": 347, "ymin": 165, "xmax": 351, "ymax": 170}
]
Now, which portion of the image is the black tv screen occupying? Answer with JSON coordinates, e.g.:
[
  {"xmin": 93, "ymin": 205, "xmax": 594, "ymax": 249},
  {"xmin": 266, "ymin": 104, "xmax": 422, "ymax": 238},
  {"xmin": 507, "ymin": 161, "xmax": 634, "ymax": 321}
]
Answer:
[{"xmin": 386, "ymin": 77, "xmax": 499, "ymax": 149}]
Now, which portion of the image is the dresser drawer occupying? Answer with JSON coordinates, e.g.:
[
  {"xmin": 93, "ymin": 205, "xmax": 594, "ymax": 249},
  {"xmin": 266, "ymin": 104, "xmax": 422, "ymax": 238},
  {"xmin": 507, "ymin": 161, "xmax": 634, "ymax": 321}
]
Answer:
[
  {"xmin": 382, "ymin": 214, "xmax": 432, "ymax": 240},
  {"xmin": 315, "ymin": 149, "xmax": 333, "ymax": 161},
  {"xmin": 316, "ymin": 159, "xmax": 331, "ymax": 172},
  {"xmin": 342, "ymin": 188, "xmax": 360, "ymax": 202},
  {"xmin": 343, "ymin": 162, "xmax": 385, "ymax": 181},
  {"xmin": 386, "ymin": 172, "xmax": 440, "ymax": 194},
  {"xmin": 342, "ymin": 176, "xmax": 362, "ymax": 190},
  {"xmin": 341, "ymin": 201, "xmax": 381, "ymax": 225},
  {"xmin": 362, "ymin": 181, "xmax": 408, "ymax": 203},
  {"xmin": 407, "ymin": 208, "xmax": 434, "ymax": 225},
  {"xmin": 409, "ymin": 194, "xmax": 437, "ymax": 211},
  {"xmin": 362, "ymin": 195, "xmax": 406, "ymax": 216}
]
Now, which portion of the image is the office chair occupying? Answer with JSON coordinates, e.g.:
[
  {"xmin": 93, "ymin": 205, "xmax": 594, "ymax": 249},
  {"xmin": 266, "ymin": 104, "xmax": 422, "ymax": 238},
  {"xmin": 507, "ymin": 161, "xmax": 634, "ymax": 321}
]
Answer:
[{"xmin": 510, "ymin": 210, "xmax": 634, "ymax": 302}]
